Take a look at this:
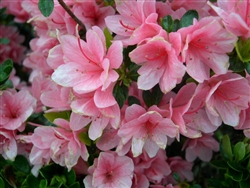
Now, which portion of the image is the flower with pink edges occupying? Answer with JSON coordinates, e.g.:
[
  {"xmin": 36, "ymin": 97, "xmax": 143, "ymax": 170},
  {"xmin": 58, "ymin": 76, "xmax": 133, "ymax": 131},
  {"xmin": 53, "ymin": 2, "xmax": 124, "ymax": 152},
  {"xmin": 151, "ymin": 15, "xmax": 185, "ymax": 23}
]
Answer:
[
  {"xmin": 195, "ymin": 72, "xmax": 250, "ymax": 126},
  {"xmin": 118, "ymin": 104, "xmax": 179, "ymax": 158},
  {"xmin": 178, "ymin": 16, "xmax": 237, "ymax": 82},
  {"xmin": 0, "ymin": 129, "xmax": 17, "ymax": 161},
  {"xmin": 0, "ymin": 90, "xmax": 36, "ymax": 131},
  {"xmin": 84, "ymin": 151, "xmax": 134, "ymax": 188},
  {"xmin": 182, "ymin": 133, "xmax": 219, "ymax": 162}
]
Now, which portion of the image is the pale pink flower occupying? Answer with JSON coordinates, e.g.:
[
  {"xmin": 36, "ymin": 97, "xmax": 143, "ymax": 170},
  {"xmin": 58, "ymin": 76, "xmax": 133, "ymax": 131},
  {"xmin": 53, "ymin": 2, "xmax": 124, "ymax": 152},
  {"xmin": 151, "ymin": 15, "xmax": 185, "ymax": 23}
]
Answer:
[
  {"xmin": 0, "ymin": 25, "xmax": 27, "ymax": 64},
  {"xmin": 105, "ymin": 0, "xmax": 162, "ymax": 45},
  {"xmin": 0, "ymin": 0, "xmax": 29, "ymax": 23},
  {"xmin": 165, "ymin": 157, "xmax": 193, "ymax": 184},
  {"xmin": 129, "ymin": 30, "xmax": 185, "ymax": 93},
  {"xmin": 235, "ymin": 107, "xmax": 250, "ymax": 138},
  {"xmin": 118, "ymin": 104, "xmax": 179, "ymax": 158},
  {"xmin": 0, "ymin": 90, "xmax": 36, "ymax": 131},
  {"xmin": 0, "ymin": 128, "xmax": 17, "ymax": 161},
  {"xmin": 208, "ymin": 0, "xmax": 250, "ymax": 39},
  {"xmin": 84, "ymin": 151, "xmax": 134, "ymax": 188},
  {"xmin": 182, "ymin": 133, "xmax": 219, "ymax": 162},
  {"xmin": 178, "ymin": 17, "xmax": 237, "ymax": 82},
  {"xmin": 51, "ymin": 26, "xmax": 123, "ymax": 94},
  {"xmin": 195, "ymin": 72, "xmax": 250, "ymax": 126}
]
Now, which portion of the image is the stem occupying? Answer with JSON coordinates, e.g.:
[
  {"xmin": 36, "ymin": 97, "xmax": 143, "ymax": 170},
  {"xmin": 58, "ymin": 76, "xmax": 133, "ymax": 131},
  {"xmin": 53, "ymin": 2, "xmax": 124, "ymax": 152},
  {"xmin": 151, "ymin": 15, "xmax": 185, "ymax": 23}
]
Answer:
[{"xmin": 57, "ymin": 0, "xmax": 86, "ymax": 32}]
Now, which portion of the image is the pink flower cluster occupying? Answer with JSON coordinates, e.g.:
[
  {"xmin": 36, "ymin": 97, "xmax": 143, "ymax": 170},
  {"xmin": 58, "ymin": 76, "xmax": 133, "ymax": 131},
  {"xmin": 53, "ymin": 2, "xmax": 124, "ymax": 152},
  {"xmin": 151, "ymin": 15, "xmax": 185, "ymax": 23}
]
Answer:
[{"xmin": 1, "ymin": 0, "xmax": 250, "ymax": 187}]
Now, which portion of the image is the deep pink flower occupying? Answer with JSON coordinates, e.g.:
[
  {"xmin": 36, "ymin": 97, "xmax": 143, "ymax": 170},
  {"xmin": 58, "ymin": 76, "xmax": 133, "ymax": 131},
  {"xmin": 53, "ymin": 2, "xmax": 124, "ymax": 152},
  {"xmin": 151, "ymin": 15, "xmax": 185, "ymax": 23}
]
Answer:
[
  {"xmin": 51, "ymin": 26, "xmax": 123, "ymax": 94},
  {"xmin": 178, "ymin": 17, "xmax": 237, "ymax": 82},
  {"xmin": 129, "ymin": 30, "xmax": 185, "ymax": 93},
  {"xmin": 195, "ymin": 72, "xmax": 250, "ymax": 126},
  {"xmin": 0, "ymin": 90, "xmax": 36, "ymax": 131},
  {"xmin": 118, "ymin": 104, "xmax": 178, "ymax": 158},
  {"xmin": 0, "ymin": 128, "xmax": 17, "ymax": 161},
  {"xmin": 84, "ymin": 151, "xmax": 134, "ymax": 188},
  {"xmin": 0, "ymin": 25, "xmax": 27, "ymax": 64},
  {"xmin": 105, "ymin": 0, "xmax": 162, "ymax": 45},
  {"xmin": 182, "ymin": 133, "xmax": 219, "ymax": 162}
]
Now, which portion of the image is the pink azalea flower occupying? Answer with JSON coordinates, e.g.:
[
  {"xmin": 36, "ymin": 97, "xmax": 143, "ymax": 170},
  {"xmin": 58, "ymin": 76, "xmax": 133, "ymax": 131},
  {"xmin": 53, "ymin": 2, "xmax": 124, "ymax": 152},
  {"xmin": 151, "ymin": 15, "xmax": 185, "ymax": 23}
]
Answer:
[
  {"xmin": 0, "ymin": 25, "xmax": 27, "ymax": 64},
  {"xmin": 129, "ymin": 30, "xmax": 186, "ymax": 93},
  {"xmin": 0, "ymin": 90, "xmax": 36, "ymax": 131},
  {"xmin": 165, "ymin": 157, "xmax": 194, "ymax": 184},
  {"xmin": 118, "ymin": 104, "xmax": 179, "ymax": 158},
  {"xmin": 195, "ymin": 72, "xmax": 250, "ymax": 126},
  {"xmin": 105, "ymin": 0, "xmax": 162, "ymax": 45},
  {"xmin": 84, "ymin": 151, "xmax": 134, "ymax": 188},
  {"xmin": 182, "ymin": 133, "xmax": 219, "ymax": 162},
  {"xmin": 51, "ymin": 26, "xmax": 123, "ymax": 94},
  {"xmin": 235, "ymin": 106, "xmax": 250, "ymax": 138},
  {"xmin": 208, "ymin": 0, "xmax": 250, "ymax": 39},
  {"xmin": 0, "ymin": 128, "xmax": 17, "ymax": 161},
  {"xmin": 178, "ymin": 16, "xmax": 237, "ymax": 82}
]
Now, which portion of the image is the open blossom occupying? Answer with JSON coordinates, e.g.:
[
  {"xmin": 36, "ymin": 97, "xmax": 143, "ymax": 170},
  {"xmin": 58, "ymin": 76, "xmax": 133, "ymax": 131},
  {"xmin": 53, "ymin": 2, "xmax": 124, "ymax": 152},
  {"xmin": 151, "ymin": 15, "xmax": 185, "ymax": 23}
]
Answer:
[
  {"xmin": 105, "ymin": 0, "xmax": 162, "ymax": 45},
  {"xmin": 178, "ymin": 16, "xmax": 237, "ymax": 82},
  {"xmin": 0, "ymin": 90, "xmax": 36, "ymax": 131},
  {"xmin": 129, "ymin": 30, "xmax": 186, "ymax": 93},
  {"xmin": 182, "ymin": 133, "xmax": 219, "ymax": 162},
  {"xmin": 51, "ymin": 26, "xmax": 123, "ymax": 94},
  {"xmin": 0, "ymin": 25, "xmax": 27, "ymax": 64},
  {"xmin": 195, "ymin": 72, "xmax": 250, "ymax": 126},
  {"xmin": 118, "ymin": 104, "xmax": 179, "ymax": 158},
  {"xmin": 208, "ymin": 0, "xmax": 250, "ymax": 39},
  {"xmin": 84, "ymin": 151, "xmax": 134, "ymax": 188},
  {"xmin": 0, "ymin": 129, "xmax": 17, "ymax": 161}
]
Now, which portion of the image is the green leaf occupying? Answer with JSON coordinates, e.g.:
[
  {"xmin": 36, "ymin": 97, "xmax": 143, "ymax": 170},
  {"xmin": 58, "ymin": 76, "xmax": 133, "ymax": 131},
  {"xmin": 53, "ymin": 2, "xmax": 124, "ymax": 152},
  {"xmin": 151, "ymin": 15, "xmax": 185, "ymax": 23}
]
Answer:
[
  {"xmin": 162, "ymin": 15, "xmax": 174, "ymax": 33},
  {"xmin": 44, "ymin": 111, "xmax": 71, "ymax": 123},
  {"xmin": 220, "ymin": 134, "xmax": 233, "ymax": 161},
  {"xmin": 68, "ymin": 182, "xmax": 80, "ymax": 188},
  {"xmin": 234, "ymin": 142, "xmax": 246, "ymax": 162},
  {"xmin": 173, "ymin": 172, "xmax": 180, "ymax": 182},
  {"xmin": 38, "ymin": 0, "xmax": 54, "ymax": 17},
  {"xmin": 0, "ymin": 80, "xmax": 14, "ymax": 90},
  {"xmin": 104, "ymin": 28, "xmax": 113, "ymax": 48},
  {"xmin": 227, "ymin": 168, "xmax": 243, "ymax": 182},
  {"xmin": 128, "ymin": 96, "xmax": 141, "ymax": 106},
  {"xmin": 190, "ymin": 184, "xmax": 202, "ymax": 188},
  {"xmin": 27, "ymin": 174, "xmax": 40, "ymax": 188},
  {"xmin": 240, "ymin": 179, "xmax": 250, "ymax": 188},
  {"xmin": 4, "ymin": 165, "xmax": 16, "ymax": 188},
  {"xmin": 78, "ymin": 132, "xmax": 92, "ymax": 146},
  {"xmin": 13, "ymin": 155, "xmax": 30, "ymax": 174},
  {"xmin": 64, "ymin": 169, "xmax": 76, "ymax": 185},
  {"xmin": 0, "ymin": 59, "xmax": 13, "ymax": 85},
  {"xmin": 0, "ymin": 38, "xmax": 10, "ymax": 44},
  {"xmin": 210, "ymin": 160, "xmax": 228, "ymax": 169},
  {"xmin": 229, "ymin": 53, "xmax": 246, "ymax": 72},
  {"xmin": 179, "ymin": 10, "xmax": 199, "ymax": 29},
  {"xmin": 142, "ymin": 84, "xmax": 164, "ymax": 108},
  {"xmin": 113, "ymin": 82, "xmax": 128, "ymax": 109},
  {"xmin": 39, "ymin": 180, "xmax": 47, "ymax": 188},
  {"xmin": 246, "ymin": 62, "xmax": 250, "ymax": 74},
  {"xmin": 0, "ymin": 177, "xmax": 5, "ymax": 188},
  {"xmin": 236, "ymin": 38, "xmax": 250, "ymax": 62},
  {"xmin": 227, "ymin": 161, "xmax": 245, "ymax": 172}
]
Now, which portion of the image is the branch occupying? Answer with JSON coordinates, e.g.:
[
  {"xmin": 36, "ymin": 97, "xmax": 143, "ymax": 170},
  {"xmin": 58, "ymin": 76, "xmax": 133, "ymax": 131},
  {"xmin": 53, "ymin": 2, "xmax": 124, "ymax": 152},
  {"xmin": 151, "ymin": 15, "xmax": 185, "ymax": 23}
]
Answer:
[{"xmin": 57, "ymin": 0, "xmax": 86, "ymax": 32}]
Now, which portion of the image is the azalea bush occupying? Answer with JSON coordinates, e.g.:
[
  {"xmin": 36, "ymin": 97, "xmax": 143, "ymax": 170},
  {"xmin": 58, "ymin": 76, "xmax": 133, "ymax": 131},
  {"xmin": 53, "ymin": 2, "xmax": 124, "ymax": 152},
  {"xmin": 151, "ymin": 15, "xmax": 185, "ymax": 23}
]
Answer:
[{"xmin": 0, "ymin": 0, "xmax": 250, "ymax": 187}]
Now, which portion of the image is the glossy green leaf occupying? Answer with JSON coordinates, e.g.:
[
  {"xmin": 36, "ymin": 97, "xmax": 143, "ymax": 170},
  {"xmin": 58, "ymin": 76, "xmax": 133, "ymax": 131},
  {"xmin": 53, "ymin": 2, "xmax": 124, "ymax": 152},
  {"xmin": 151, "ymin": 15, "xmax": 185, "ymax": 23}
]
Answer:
[
  {"xmin": 27, "ymin": 174, "xmax": 40, "ymax": 188},
  {"xmin": 0, "ymin": 177, "xmax": 5, "ymax": 188},
  {"xmin": 13, "ymin": 155, "xmax": 30, "ymax": 174},
  {"xmin": 38, "ymin": 0, "xmax": 54, "ymax": 17},
  {"xmin": 220, "ymin": 134, "xmax": 233, "ymax": 161},
  {"xmin": 173, "ymin": 172, "xmax": 180, "ymax": 182},
  {"xmin": 162, "ymin": 15, "xmax": 174, "ymax": 33},
  {"xmin": 39, "ymin": 180, "xmax": 47, "ymax": 188},
  {"xmin": 240, "ymin": 179, "xmax": 250, "ymax": 188},
  {"xmin": 128, "ymin": 96, "xmax": 141, "ymax": 106},
  {"xmin": 0, "ymin": 59, "xmax": 13, "ymax": 85},
  {"xmin": 210, "ymin": 160, "xmax": 228, "ymax": 169},
  {"xmin": 227, "ymin": 161, "xmax": 245, "ymax": 172},
  {"xmin": 143, "ymin": 84, "xmax": 164, "ymax": 108},
  {"xmin": 234, "ymin": 142, "xmax": 246, "ymax": 162},
  {"xmin": 236, "ymin": 38, "xmax": 250, "ymax": 62},
  {"xmin": 68, "ymin": 182, "xmax": 80, "ymax": 188},
  {"xmin": 179, "ymin": 10, "xmax": 199, "ymax": 29},
  {"xmin": 0, "ymin": 37, "xmax": 10, "ymax": 44},
  {"xmin": 113, "ymin": 82, "xmax": 128, "ymax": 109},
  {"xmin": 44, "ymin": 111, "xmax": 71, "ymax": 123},
  {"xmin": 226, "ymin": 168, "xmax": 243, "ymax": 182},
  {"xmin": 104, "ymin": 28, "xmax": 113, "ymax": 48},
  {"xmin": 0, "ymin": 80, "xmax": 13, "ymax": 90},
  {"xmin": 78, "ymin": 132, "xmax": 92, "ymax": 146},
  {"xmin": 229, "ymin": 54, "xmax": 246, "ymax": 72},
  {"xmin": 246, "ymin": 62, "xmax": 250, "ymax": 74},
  {"xmin": 65, "ymin": 169, "xmax": 76, "ymax": 185}
]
